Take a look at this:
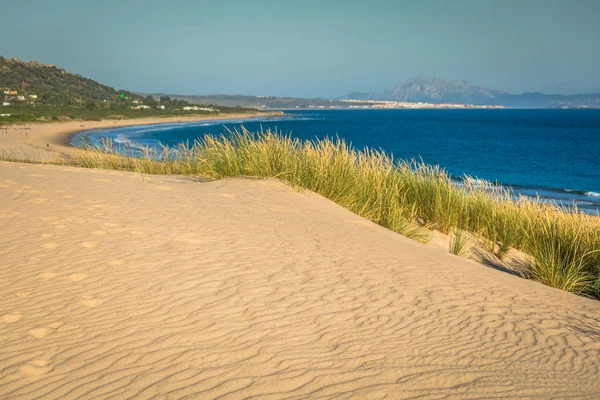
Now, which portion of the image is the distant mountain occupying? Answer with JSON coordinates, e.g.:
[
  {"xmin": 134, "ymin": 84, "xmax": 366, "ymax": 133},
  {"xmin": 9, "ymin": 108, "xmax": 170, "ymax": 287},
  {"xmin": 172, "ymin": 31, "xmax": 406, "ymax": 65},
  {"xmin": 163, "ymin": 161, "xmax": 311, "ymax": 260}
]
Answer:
[
  {"xmin": 339, "ymin": 91, "xmax": 393, "ymax": 101},
  {"xmin": 384, "ymin": 76, "xmax": 507, "ymax": 104},
  {"xmin": 340, "ymin": 76, "xmax": 600, "ymax": 108}
]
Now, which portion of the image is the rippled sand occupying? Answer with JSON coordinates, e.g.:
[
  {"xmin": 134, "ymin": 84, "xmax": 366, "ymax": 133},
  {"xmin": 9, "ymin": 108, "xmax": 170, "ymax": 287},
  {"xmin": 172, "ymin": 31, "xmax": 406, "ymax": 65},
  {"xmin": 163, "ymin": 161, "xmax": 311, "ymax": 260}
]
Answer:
[{"xmin": 1, "ymin": 161, "xmax": 599, "ymax": 399}]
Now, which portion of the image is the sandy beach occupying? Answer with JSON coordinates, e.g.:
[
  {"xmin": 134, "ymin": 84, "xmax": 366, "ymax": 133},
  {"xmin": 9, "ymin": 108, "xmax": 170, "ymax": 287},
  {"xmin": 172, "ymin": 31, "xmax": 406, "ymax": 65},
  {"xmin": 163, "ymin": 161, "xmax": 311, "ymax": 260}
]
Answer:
[
  {"xmin": 1, "ymin": 157, "xmax": 599, "ymax": 398},
  {"xmin": 0, "ymin": 112, "xmax": 275, "ymax": 160},
  {"xmin": 1, "ymin": 118, "xmax": 600, "ymax": 398}
]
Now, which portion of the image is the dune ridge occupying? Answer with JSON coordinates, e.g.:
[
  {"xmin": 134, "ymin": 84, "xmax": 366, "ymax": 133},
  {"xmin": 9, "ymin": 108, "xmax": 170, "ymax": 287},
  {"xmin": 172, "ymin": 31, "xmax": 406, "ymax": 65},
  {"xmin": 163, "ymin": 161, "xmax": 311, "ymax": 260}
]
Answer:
[{"xmin": 1, "ymin": 161, "xmax": 599, "ymax": 399}]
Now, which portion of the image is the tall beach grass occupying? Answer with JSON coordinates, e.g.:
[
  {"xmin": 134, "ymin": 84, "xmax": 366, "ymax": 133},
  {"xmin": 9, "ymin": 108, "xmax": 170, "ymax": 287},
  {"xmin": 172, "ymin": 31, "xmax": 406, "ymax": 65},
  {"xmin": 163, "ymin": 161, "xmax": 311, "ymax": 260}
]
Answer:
[{"xmin": 3, "ymin": 128, "xmax": 599, "ymax": 298}]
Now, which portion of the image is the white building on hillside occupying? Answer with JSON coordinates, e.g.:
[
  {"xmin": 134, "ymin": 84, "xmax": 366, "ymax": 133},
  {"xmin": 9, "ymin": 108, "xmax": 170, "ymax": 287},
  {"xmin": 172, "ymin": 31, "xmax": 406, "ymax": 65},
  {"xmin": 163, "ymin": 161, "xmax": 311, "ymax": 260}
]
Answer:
[{"xmin": 183, "ymin": 106, "xmax": 217, "ymax": 112}]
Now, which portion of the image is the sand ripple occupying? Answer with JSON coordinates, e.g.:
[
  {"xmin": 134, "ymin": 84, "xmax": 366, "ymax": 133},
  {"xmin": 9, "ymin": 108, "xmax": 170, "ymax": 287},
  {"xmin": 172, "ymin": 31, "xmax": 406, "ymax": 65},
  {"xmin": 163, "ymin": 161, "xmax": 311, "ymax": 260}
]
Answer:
[{"xmin": 0, "ymin": 161, "xmax": 599, "ymax": 399}]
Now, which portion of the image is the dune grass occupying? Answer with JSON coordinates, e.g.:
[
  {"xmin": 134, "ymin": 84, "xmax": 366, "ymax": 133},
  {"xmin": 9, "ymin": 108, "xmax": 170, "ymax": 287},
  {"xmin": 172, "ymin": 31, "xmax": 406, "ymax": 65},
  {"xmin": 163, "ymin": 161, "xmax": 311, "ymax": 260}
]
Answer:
[
  {"xmin": 449, "ymin": 229, "xmax": 468, "ymax": 257},
  {"xmin": 3, "ymin": 128, "xmax": 599, "ymax": 298}
]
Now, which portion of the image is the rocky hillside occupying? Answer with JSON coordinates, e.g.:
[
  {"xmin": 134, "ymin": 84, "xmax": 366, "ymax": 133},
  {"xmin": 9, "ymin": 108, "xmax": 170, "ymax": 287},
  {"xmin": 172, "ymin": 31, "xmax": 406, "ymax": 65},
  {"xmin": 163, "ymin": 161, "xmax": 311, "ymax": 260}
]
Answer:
[{"xmin": 383, "ymin": 76, "xmax": 507, "ymax": 104}]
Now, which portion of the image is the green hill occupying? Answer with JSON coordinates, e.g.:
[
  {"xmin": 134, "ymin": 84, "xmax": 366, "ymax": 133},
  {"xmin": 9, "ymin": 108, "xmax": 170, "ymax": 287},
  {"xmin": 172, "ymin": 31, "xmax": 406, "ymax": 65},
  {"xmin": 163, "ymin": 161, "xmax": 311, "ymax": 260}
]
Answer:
[
  {"xmin": 0, "ymin": 56, "xmax": 140, "ymax": 107},
  {"xmin": 0, "ymin": 56, "xmax": 254, "ymax": 123}
]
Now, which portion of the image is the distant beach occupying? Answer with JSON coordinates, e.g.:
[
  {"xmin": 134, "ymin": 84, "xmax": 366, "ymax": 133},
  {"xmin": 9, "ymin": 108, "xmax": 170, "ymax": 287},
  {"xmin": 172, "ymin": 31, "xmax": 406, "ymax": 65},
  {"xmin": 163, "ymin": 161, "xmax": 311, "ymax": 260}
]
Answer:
[{"xmin": 0, "ymin": 111, "xmax": 278, "ymax": 160}]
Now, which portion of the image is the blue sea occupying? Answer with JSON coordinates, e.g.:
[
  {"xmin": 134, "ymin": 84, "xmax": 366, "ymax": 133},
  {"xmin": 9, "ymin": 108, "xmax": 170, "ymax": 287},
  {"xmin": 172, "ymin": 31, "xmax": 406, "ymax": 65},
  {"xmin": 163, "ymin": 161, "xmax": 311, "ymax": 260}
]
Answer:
[{"xmin": 72, "ymin": 109, "xmax": 600, "ymax": 214}]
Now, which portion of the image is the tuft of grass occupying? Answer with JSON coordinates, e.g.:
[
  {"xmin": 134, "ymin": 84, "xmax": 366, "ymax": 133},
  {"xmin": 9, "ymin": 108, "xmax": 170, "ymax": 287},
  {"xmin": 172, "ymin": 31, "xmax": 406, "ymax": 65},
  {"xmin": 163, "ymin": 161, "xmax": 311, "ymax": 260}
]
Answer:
[
  {"xmin": 2, "ymin": 127, "xmax": 599, "ymax": 298},
  {"xmin": 522, "ymin": 212, "xmax": 600, "ymax": 296},
  {"xmin": 449, "ymin": 228, "xmax": 468, "ymax": 257},
  {"xmin": 0, "ymin": 148, "xmax": 44, "ymax": 163}
]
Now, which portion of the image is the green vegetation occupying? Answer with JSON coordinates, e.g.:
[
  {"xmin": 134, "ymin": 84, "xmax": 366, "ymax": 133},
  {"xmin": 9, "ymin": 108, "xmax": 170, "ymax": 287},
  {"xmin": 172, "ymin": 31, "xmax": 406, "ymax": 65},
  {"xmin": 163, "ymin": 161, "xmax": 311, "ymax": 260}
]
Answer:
[
  {"xmin": 161, "ymin": 94, "xmax": 376, "ymax": 109},
  {"xmin": 0, "ymin": 103, "xmax": 255, "ymax": 125},
  {"xmin": 2, "ymin": 128, "xmax": 599, "ymax": 299},
  {"xmin": 449, "ymin": 229, "xmax": 468, "ymax": 257},
  {"xmin": 0, "ymin": 56, "xmax": 257, "ymax": 124}
]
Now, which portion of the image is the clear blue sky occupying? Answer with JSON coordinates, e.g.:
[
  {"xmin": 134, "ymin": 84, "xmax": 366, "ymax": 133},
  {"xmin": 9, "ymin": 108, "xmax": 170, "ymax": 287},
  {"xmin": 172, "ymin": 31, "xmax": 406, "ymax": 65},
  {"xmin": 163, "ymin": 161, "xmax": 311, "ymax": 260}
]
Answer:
[{"xmin": 2, "ymin": 0, "xmax": 599, "ymax": 97}]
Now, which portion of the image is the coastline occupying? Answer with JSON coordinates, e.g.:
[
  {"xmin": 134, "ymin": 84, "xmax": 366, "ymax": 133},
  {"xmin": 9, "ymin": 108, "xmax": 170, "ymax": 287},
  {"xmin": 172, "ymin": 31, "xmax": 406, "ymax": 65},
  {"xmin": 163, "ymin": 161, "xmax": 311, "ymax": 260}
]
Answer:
[{"xmin": 0, "ymin": 111, "xmax": 280, "ymax": 160}]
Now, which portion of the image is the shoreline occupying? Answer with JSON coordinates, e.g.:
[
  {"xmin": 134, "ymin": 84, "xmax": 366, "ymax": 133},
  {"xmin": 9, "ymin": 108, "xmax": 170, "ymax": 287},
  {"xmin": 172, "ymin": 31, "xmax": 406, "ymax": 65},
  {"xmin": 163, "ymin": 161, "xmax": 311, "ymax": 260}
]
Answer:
[
  {"xmin": 0, "ymin": 111, "xmax": 280, "ymax": 159},
  {"xmin": 2, "ymin": 110, "xmax": 598, "ymax": 215}
]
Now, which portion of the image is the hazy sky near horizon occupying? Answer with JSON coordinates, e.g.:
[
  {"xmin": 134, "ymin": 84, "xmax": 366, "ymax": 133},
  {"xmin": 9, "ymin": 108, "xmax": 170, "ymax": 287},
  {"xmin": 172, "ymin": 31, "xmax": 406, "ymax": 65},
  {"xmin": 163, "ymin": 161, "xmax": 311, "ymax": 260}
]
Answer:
[{"xmin": 2, "ymin": 0, "xmax": 599, "ymax": 97}]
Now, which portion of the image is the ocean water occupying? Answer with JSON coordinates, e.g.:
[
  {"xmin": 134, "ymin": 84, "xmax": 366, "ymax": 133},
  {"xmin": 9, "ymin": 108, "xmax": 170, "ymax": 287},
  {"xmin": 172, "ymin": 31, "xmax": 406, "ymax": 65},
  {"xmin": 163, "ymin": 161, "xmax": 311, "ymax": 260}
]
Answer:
[{"xmin": 72, "ymin": 109, "xmax": 600, "ymax": 214}]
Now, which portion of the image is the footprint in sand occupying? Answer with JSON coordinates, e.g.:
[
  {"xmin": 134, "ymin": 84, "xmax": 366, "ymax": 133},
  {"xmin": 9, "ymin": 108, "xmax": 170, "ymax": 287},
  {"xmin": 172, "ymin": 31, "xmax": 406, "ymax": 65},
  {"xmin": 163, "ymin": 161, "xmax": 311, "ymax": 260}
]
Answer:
[
  {"xmin": 67, "ymin": 273, "xmax": 88, "ymax": 282},
  {"xmin": 19, "ymin": 360, "xmax": 54, "ymax": 377},
  {"xmin": 40, "ymin": 242, "xmax": 59, "ymax": 250},
  {"xmin": 1, "ymin": 313, "xmax": 23, "ymax": 323},
  {"xmin": 79, "ymin": 242, "xmax": 98, "ymax": 248},
  {"xmin": 364, "ymin": 390, "xmax": 388, "ymax": 400},
  {"xmin": 81, "ymin": 295, "xmax": 105, "ymax": 308},
  {"xmin": 39, "ymin": 272, "xmax": 58, "ymax": 280},
  {"xmin": 17, "ymin": 289, "xmax": 33, "ymax": 298},
  {"xmin": 27, "ymin": 327, "xmax": 52, "ymax": 339},
  {"xmin": 28, "ymin": 198, "xmax": 49, "ymax": 204},
  {"xmin": 27, "ymin": 322, "xmax": 64, "ymax": 339}
]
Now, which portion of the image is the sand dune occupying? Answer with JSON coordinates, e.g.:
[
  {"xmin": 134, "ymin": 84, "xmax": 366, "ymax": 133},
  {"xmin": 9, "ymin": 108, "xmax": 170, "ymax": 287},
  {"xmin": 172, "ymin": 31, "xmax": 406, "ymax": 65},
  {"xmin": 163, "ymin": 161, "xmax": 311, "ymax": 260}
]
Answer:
[{"xmin": 1, "ymin": 161, "xmax": 599, "ymax": 399}]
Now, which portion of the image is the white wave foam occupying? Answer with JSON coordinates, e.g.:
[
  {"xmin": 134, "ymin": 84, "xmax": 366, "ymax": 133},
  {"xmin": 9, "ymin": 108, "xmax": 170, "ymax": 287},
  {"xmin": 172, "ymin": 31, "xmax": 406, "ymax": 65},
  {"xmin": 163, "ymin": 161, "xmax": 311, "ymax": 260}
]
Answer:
[
  {"xmin": 585, "ymin": 191, "xmax": 600, "ymax": 197},
  {"xmin": 126, "ymin": 126, "xmax": 177, "ymax": 134},
  {"xmin": 113, "ymin": 134, "xmax": 129, "ymax": 144}
]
